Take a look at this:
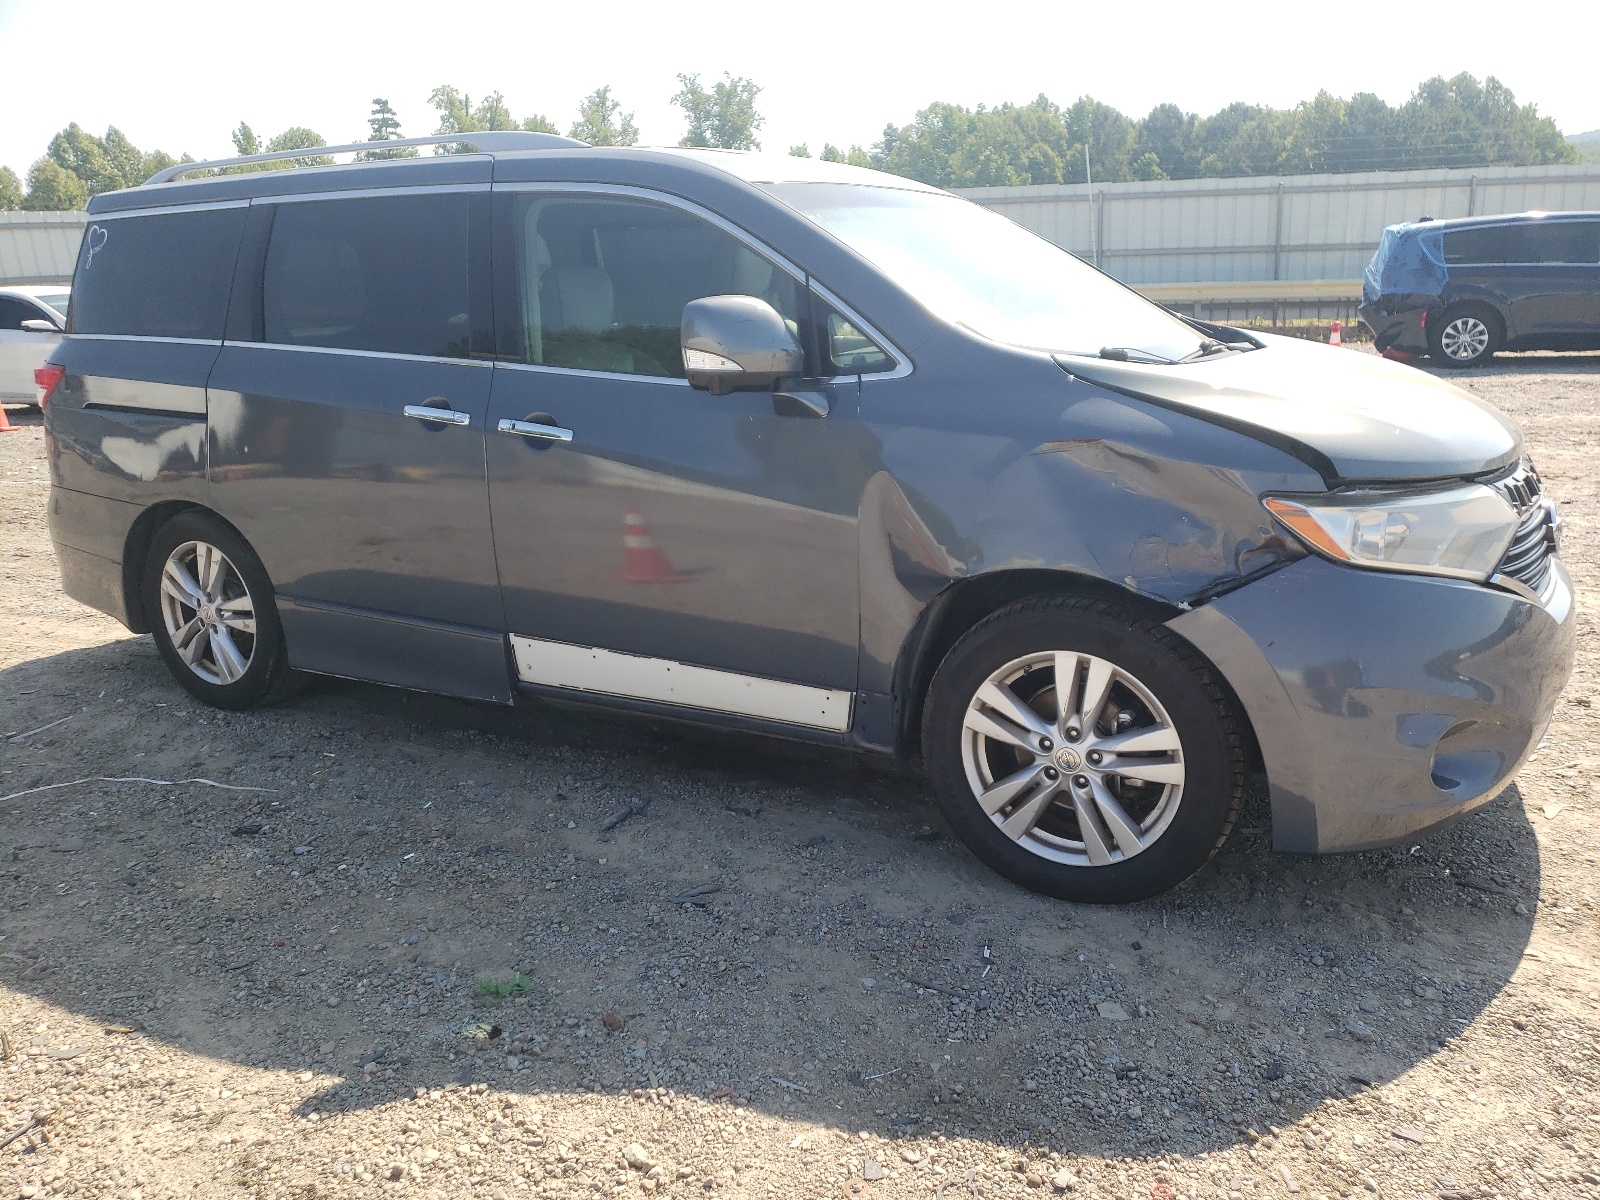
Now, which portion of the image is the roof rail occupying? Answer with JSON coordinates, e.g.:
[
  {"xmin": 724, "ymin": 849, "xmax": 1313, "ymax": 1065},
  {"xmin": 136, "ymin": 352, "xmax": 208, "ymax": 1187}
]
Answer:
[{"xmin": 143, "ymin": 131, "xmax": 588, "ymax": 185}]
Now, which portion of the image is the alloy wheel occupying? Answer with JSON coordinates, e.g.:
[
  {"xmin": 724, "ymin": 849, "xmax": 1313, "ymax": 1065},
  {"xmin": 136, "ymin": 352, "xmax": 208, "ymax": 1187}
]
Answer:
[
  {"xmin": 158, "ymin": 540, "xmax": 258, "ymax": 686},
  {"xmin": 959, "ymin": 651, "xmax": 1185, "ymax": 867},
  {"xmin": 1440, "ymin": 315, "xmax": 1490, "ymax": 362}
]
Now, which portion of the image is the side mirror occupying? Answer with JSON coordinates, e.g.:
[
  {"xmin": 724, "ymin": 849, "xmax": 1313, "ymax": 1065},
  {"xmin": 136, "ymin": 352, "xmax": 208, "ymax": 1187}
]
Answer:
[
  {"xmin": 681, "ymin": 295, "xmax": 803, "ymax": 395},
  {"xmin": 20, "ymin": 319, "xmax": 61, "ymax": 334}
]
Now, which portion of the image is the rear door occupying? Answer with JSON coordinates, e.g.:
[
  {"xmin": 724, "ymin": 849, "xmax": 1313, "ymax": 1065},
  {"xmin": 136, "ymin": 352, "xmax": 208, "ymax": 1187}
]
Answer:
[
  {"xmin": 207, "ymin": 187, "xmax": 508, "ymax": 701},
  {"xmin": 1508, "ymin": 220, "xmax": 1600, "ymax": 342}
]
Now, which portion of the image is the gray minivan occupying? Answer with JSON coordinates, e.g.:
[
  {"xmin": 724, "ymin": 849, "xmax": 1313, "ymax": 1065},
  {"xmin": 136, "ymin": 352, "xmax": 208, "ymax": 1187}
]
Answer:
[{"xmin": 42, "ymin": 132, "xmax": 1574, "ymax": 903}]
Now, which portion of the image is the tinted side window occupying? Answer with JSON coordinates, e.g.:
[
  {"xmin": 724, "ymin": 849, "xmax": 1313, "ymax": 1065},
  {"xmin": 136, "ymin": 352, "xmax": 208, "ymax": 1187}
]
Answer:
[
  {"xmin": 69, "ymin": 207, "xmax": 246, "ymax": 339},
  {"xmin": 510, "ymin": 194, "xmax": 804, "ymax": 378},
  {"xmin": 1443, "ymin": 226, "xmax": 1515, "ymax": 265},
  {"xmin": 262, "ymin": 194, "xmax": 473, "ymax": 358},
  {"xmin": 1519, "ymin": 221, "xmax": 1600, "ymax": 264},
  {"xmin": 0, "ymin": 298, "xmax": 34, "ymax": 330}
]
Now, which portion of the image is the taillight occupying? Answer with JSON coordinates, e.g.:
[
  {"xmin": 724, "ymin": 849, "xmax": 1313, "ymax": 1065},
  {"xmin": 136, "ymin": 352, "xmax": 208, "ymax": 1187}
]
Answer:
[{"xmin": 34, "ymin": 363, "xmax": 65, "ymax": 407}]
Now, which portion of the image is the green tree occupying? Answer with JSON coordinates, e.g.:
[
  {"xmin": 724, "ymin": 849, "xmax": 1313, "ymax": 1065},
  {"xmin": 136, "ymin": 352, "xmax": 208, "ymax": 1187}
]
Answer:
[
  {"xmin": 359, "ymin": 98, "xmax": 417, "ymax": 160},
  {"xmin": 224, "ymin": 123, "xmax": 330, "ymax": 172},
  {"xmin": 429, "ymin": 85, "xmax": 557, "ymax": 151},
  {"xmin": 22, "ymin": 159, "xmax": 89, "ymax": 210},
  {"xmin": 788, "ymin": 143, "xmax": 811, "ymax": 158},
  {"xmin": 0, "ymin": 166, "xmax": 23, "ymax": 210},
  {"xmin": 672, "ymin": 73, "xmax": 764, "ymax": 150},
  {"xmin": 569, "ymin": 85, "xmax": 638, "ymax": 146}
]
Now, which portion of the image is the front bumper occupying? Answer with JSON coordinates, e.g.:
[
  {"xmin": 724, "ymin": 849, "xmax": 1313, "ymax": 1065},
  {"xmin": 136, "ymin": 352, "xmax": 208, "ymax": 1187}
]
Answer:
[{"xmin": 1169, "ymin": 554, "xmax": 1575, "ymax": 853}]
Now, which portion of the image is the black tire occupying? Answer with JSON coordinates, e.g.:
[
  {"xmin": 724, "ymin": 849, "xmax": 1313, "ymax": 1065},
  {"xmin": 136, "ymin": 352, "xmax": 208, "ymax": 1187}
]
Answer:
[
  {"xmin": 1428, "ymin": 303, "xmax": 1501, "ymax": 368},
  {"xmin": 922, "ymin": 595, "xmax": 1245, "ymax": 904},
  {"xmin": 141, "ymin": 509, "xmax": 302, "ymax": 710}
]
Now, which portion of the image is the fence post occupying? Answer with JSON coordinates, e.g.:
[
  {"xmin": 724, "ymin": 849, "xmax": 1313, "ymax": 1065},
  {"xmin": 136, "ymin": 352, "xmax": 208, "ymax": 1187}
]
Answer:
[{"xmin": 1468, "ymin": 174, "xmax": 1478, "ymax": 217}]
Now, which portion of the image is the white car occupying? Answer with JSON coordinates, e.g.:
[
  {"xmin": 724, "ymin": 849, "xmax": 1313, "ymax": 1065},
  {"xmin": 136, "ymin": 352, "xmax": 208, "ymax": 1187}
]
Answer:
[{"xmin": 0, "ymin": 285, "xmax": 70, "ymax": 409}]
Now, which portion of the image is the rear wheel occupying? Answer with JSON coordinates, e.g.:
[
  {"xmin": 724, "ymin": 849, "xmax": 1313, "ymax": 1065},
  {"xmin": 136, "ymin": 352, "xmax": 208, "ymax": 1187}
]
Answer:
[
  {"xmin": 923, "ymin": 595, "xmax": 1245, "ymax": 903},
  {"xmin": 141, "ymin": 510, "xmax": 301, "ymax": 709},
  {"xmin": 1430, "ymin": 304, "xmax": 1500, "ymax": 368}
]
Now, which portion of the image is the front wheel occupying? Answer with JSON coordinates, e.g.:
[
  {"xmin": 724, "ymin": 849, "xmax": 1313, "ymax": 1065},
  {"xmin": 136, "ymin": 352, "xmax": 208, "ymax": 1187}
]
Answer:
[
  {"xmin": 141, "ymin": 510, "xmax": 301, "ymax": 710},
  {"xmin": 923, "ymin": 596, "xmax": 1245, "ymax": 903}
]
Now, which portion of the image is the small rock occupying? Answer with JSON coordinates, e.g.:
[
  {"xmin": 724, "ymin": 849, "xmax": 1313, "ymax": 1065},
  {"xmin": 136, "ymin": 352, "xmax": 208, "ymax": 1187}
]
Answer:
[
  {"xmin": 1357, "ymin": 998, "xmax": 1379, "ymax": 1014},
  {"xmin": 1026, "ymin": 1171, "xmax": 1045, "ymax": 1188},
  {"xmin": 898, "ymin": 1147, "xmax": 921, "ymax": 1164},
  {"xmin": 1261, "ymin": 1062, "xmax": 1286, "ymax": 1081},
  {"xmin": 623, "ymin": 1144, "xmax": 655, "ymax": 1172},
  {"xmin": 860, "ymin": 978, "xmax": 876, "ymax": 988},
  {"xmin": 862, "ymin": 1157, "xmax": 885, "ymax": 1181},
  {"xmin": 1515, "ymin": 903, "xmax": 1529, "ymax": 916},
  {"xmin": 1311, "ymin": 954, "xmax": 1325, "ymax": 966},
  {"xmin": 1277, "ymin": 1164, "xmax": 1301, "ymax": 1193},
  {"xmin": 1343, "ymin": 1016, "xmax": 1375, "ymax": 1042},
  {"xmin": 1023, "ymin": 1079, "xmax": 1038, "ymax": 1092},
  {"xmin": 293, "ymin": 845, "xmax": 313, "ymax": 855},
  {"xmin": 602, "ymin": 1011, "xmax": 625, "ymax": 1032},
  {"xmin": 1051, "ymin": 1169, "xmax": 1076, "ymax": 1192},
  {"xmin": 1393, "ymin": 1127, "xmax": 1425, "ymax": 1144},
  {"xmin": 53, "ymin": 835, "xmax": 86, "ymax": 852},
  {"xmin": 389, "ymin": 1166, "xmax": 404, "ymax": 1181},
  {"xmin": 1096, "ymin": 1002, "xmax": 1130, "ymax": 1021}
]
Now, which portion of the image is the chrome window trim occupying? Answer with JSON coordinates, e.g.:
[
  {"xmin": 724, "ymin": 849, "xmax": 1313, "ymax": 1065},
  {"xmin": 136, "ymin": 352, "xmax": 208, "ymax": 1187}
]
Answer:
[
  {"xmin": 493, "ymin": 181, "xmax": 914, "ymax": 383},
  {"xmin": 84, "ymin": 200, "xmax": 251, "ymax": 220},
  {"xmin": 220, "ymin": 340, "xmax": 494, "ymax": 368},
  {"xmin": 493, "ymin": 361, "xmax": 689, "ymax": 386},
  {"xmin": 251, "ymin": 183, "xmax": 491, "ymax": 206},
  {"xmin": 66, "ymin": 333, "xmax": 222, "ymax": 347}
]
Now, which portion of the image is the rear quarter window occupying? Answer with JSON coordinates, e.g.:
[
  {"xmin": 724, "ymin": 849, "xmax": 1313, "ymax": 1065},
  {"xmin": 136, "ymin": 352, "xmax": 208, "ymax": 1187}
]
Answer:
[
  {"xmin": 1443, "ymin": 226, "xmax": 1515, "ymax": 266},
  {"xmin": 69, "ymin": 207, "xmax": 246, "ymax": 340}
]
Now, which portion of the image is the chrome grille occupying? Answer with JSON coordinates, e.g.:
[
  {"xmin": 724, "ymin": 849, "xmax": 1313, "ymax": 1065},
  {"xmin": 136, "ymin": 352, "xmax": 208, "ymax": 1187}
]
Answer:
[{"xmin": 1489, "ymin": 460, "xmax": 1558, "ymax": 595}]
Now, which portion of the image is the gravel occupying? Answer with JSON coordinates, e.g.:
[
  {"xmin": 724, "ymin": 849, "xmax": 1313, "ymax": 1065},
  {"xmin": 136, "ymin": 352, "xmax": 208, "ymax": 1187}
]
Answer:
[{"xmin": 2, "ymin": 352, "xmax": 1599, "ymax": 1198}]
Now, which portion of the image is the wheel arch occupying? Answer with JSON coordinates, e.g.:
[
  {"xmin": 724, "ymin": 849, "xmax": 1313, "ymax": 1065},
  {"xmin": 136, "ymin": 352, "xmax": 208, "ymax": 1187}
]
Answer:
[
  {"xmin": 122, "ymin": 502, "xmax": 255, "ymax": 634},
  {"xmin": 889, "ymin": 569, "xmax": 1182, "ymax": 761}
]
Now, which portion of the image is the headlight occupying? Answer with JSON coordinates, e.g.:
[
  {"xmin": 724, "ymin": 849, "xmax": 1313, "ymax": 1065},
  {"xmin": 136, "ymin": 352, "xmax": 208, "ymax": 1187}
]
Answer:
[{"xmin": 1263, "ymin": 484, "xmax": 1517, "ymax": 582}]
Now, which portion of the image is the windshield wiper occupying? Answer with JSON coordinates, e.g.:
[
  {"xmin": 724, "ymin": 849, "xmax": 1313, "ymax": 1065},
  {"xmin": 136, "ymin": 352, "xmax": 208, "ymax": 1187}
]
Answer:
[{"xmin": 1097, "ymin": 346, "xmax": 1176, "ymax": 364}]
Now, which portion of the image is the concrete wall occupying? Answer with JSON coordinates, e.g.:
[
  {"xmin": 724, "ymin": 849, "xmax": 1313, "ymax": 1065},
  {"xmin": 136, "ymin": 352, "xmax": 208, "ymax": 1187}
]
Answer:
[
  {"xmin": 959, "ymin": 163, "xmax": 1600, "ymax": 320},
  {"xmin": 0, "ymin": 211, "xmax": 87, "ymax": 286}
]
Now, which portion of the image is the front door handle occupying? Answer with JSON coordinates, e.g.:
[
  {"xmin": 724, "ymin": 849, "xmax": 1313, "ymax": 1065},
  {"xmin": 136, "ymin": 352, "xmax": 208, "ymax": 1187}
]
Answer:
[
  {"xmin": 404, "ymin": 403, "xmax": 471, "ymax": 427},
  {"xmin": 497, "ymin": 418, "xmax": 573, "ymax": 442}
]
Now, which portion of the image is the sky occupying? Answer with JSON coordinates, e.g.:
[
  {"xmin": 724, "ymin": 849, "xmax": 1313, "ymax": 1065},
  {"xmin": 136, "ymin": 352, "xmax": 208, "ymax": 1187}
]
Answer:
[{"xmin": 2, "ymin": 0, "xmax": 1596, "ymax": 182}]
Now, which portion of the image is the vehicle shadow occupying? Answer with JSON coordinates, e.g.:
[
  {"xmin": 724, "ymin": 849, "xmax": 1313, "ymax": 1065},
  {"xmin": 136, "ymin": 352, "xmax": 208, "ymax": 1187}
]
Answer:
[
  {"xmin": 1410, "ymin": 351, "xmax": 1600, "ymax": 378},
  {"xmin": 0, "ymin": 636, "xmax": 1541, "ymax": 1166}
]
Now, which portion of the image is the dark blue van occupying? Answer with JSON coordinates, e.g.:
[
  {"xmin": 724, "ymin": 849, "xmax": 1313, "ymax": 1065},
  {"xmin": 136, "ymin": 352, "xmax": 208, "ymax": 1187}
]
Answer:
[
  {"xmin": 41, "ymin": 133, "xmax": 1574, "ymax": 902},
  {"xmin": 1360, "ymin": 211, "xmax": 1600, "ymax": 366}
]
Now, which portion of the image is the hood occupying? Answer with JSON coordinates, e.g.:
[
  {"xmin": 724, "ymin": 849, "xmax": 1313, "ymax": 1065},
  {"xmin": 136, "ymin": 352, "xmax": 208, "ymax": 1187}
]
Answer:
[{"xmin": 1056, "ymin": 333, "xmax": 1521, "ymax": 484}]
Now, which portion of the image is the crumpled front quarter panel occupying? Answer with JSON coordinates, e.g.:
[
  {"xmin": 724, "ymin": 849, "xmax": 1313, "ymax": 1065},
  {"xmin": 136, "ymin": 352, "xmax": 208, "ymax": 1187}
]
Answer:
[{"xmin": 855, "ymin": 341, "xmax": 1320, "ymax": 695}]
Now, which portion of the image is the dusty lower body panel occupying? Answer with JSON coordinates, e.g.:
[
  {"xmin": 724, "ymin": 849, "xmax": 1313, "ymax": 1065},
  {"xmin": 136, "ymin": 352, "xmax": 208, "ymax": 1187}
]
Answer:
[{"xmin": 1170, "ymin": 554, "xmax": 1575, "ymax": 853}]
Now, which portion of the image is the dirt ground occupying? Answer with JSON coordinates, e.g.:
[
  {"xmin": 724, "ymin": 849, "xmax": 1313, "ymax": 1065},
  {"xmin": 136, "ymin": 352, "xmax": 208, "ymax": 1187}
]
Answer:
[{"xmin": 2, "ymin": 353, "xmax": 1598, "ymax": 1200}]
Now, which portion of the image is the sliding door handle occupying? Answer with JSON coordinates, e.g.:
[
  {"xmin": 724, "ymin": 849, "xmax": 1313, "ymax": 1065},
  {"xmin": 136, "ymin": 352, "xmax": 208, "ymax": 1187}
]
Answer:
[
  {"xmin": 497, "ymin": 418, "xmax": 573, "ymax": 442},
  {"xmin": 403, "ymin": 404, "xmax": 471, "ymax": 426}
]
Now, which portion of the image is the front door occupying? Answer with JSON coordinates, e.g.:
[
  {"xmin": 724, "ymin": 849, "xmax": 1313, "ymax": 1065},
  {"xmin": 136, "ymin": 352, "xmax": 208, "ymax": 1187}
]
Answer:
[
  {"xmin": 208, "ymin": 189, "xmax": 509, "ymax": 700},
  {"xmin": 484, "ymin": 190, "xmax": 864, "ymax": 732}
]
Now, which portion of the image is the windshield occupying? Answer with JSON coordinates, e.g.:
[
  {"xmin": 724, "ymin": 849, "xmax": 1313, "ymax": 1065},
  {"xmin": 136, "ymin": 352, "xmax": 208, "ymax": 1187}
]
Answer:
[
  {"xmin": 37, "ymin": 292, "xmax": 70, "ymax": 318},
  {"xmin": 763, "ymin": 183, "xmax": 1204, "ymax": 362}
]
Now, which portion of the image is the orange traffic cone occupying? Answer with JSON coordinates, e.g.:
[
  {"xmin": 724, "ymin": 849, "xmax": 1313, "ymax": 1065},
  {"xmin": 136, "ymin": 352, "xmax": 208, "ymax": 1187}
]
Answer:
[
  {"xmin": 621, "ymin": 508, "xmax": 686, "ymax": 583},
  {"xmin": 0, "ymin": 404, "xmax": 16, "ymax": 433},
  {"xmin": 1328, "ymin": 320, "xmax": 1343, "ymax": 348}
]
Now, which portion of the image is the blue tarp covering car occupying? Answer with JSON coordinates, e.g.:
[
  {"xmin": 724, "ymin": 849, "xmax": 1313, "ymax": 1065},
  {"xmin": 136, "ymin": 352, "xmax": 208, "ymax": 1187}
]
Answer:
[{"xmin": 1361, "ymin": 221, "xmax": 1448, "ymax": 306}]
